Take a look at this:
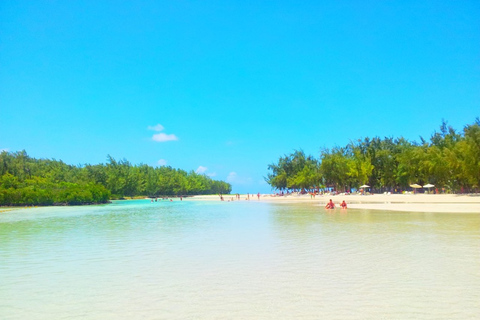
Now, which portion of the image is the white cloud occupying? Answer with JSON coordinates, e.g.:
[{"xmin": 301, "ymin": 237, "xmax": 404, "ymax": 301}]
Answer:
[
  {"xmin": 196, "ymin": 166, "xmax": 208, "ymax": 174},
  {"xmin": 157, "ymin": 159, "xmax": 167, "ymax": 166},
  {"xmin": 148, "ymin": 124, "xmax": 178, "ymax": 142},
  {"xmin": 152, "ymin": 133, "xmax": 178, "ymax": 142},
  {"xmin": 195, "ymin": 165, "xmax": 216, "ymax": 176},
  {"xmin": 147, "ymin": 124, "xmax": 165, "ymax": 131}
]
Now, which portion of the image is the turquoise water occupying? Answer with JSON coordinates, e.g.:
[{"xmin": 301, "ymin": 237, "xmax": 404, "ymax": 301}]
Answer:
[{"xmin": 1, "ymin": 200, "xmax": 479, "ymax": 319}]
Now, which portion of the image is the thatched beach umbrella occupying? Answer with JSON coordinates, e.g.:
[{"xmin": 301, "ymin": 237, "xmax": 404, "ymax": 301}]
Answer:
[
  {"xmin": 423, "ymin": 183, "xmax": 435, "ymax": 193},
  {"xmin": 360, "ymin": 184, "xmax": 370, "ymax": 195},
  {"xmin": 410, "ymin": 184, "xmax": 422, "ymax": 194}
]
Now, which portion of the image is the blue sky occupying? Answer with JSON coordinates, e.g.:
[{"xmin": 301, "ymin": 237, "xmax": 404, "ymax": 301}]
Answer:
[{"xmin": 1, "ymin": 0, "xmax": 479, "ymax": 193}]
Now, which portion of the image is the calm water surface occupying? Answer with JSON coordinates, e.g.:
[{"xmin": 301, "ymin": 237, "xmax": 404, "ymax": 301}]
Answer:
[{"xmin": 1, "ymin": 200, "xmax": 479, "ymax": 319}]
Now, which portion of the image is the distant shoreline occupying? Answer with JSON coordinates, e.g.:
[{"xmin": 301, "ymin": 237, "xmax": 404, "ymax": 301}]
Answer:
[
  {"xmin": 0, "ymin": 200, "xmax": 111, "ymax": 208},
  {"xmin": 2, "ymin": 194, "xmax": 479, "ymax": 213},
  {"xmin": 190, "ymin": 193, "xmax": 480, "ymax": 213}
]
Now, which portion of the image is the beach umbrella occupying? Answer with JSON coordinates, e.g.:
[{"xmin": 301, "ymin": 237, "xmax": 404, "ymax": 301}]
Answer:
[
  {"xmin": 423, "ymin": 183, "xmax": 434, "ymax": 194},
  {"xmin": 410, "ymin": 184, "xmax": 422, "ymax": 194},
  {"xmin": 359, "ymin": 184, "xmax": 370, "ymax": 195}
]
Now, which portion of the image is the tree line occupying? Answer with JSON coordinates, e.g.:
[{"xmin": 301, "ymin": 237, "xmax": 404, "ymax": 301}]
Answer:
[
  {"xmin": 0, "ymin": 152, "xmax": 232, "ymax": 206},
  {"xmin": 266, "ymin": 119, "xmax": 480, "ymax": 193}
]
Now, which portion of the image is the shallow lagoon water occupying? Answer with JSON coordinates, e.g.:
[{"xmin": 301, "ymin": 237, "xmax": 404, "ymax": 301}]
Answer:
[{"xmin": 1, "ymin": 200, "xmax": 479, "ymax": 319}]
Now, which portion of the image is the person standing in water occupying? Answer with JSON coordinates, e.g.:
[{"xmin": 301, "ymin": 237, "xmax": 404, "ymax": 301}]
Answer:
[{"xmin": 340, "ymin": 200, "xmax": 347, "ymax": 209}]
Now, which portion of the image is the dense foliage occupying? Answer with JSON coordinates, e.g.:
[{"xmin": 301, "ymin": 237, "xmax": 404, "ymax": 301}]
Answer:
[
  {"xmin": 266, "ymin": 119, "xmax": 480, "ymax": 193},
  {"xmin": 0, "ymin": 152, "xmax": 231, "ymax": 206}
]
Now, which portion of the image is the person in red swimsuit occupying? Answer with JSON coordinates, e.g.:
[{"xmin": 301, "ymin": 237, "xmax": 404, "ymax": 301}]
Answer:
[
  {"xmin": 340, "ymin": 200, "xmax": 347, "ymax": 209},
  {"xmin": 325, "ymin": 199, "xmax": 335, "ymax": 209}
]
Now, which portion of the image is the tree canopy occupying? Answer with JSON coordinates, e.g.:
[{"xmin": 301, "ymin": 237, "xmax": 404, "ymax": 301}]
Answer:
[
  {"xmin": 0, "ymin": 152, "xmax": 231, "ymax": 206},
  {"xmin": 266, "ymin": 119, "xmax": 480, "ymax": 193}
]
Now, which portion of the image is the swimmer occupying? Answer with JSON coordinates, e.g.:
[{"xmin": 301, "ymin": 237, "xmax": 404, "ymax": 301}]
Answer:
[{"xmin": 325, "ymin": 199, "xmax": 335, "ymax": 209}]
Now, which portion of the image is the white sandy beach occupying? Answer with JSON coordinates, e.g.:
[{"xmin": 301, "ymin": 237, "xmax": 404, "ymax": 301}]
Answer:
[{"xmin": 191, "ymin": 193, "xmax": 480, "ymax": 213}]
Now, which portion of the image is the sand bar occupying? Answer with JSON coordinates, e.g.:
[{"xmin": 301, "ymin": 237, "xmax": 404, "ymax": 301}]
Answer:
[{"xmin": 191, "ymin": 193, "xmax": 480, "ymax": 213}]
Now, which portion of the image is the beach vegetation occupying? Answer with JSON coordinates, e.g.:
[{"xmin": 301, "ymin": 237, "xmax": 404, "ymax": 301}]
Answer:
[
  {"xmin": 266, "ymin": 119, "xmax": 480, "ymax": 193},
  {"xmin": 0, "ymin": 152, "xmax": 231, "ymax": 206}
]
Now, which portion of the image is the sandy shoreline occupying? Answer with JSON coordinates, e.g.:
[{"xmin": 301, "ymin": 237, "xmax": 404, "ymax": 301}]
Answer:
[{"xmin": 191, "ymin": 193, "xmax": 480, "ymax": 213}]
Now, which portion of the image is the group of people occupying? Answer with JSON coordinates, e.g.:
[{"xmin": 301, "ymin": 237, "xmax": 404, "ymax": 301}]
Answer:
[
  {"xmin": 325, "ymin": 199, "xmax": 347, "ymax": 210},
  {"xmin": 151, "ymin": 197, "xmax": 177, "ymax": 202},
  {"xmin": 221, "ymin": 193, "xmax": 262, "ymax": 201}
]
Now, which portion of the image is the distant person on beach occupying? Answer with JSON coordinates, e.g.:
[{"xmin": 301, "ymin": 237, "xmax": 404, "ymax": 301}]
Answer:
[
  {"xmin": 340, "ymin": 200, "xmax": 347, "ymax": 209},
  {"xmin": 257, "ymin": 192, "xmax": 260, "ymax": 200},
  {"xmin": 325, "ymin": 199, "xmax": 335, "ymax": 209}
]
